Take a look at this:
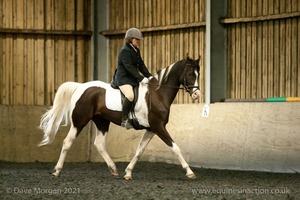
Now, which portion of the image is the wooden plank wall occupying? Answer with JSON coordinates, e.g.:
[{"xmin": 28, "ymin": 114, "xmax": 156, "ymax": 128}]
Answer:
[
  {"xmin": 225, "ymin": 0, "xmax": 300, "ymax": 99},
  {"xmin": 0, "ymin": 0, "xmax": 91, "ymax": 106},
  {"xmin": 105, "ymin": 0, "xmax": 206, "ymax": 104}
]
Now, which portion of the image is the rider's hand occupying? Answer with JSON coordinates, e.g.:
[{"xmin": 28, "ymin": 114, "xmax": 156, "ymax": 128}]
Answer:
[{"xmin": 141, "ymin": 77, "xmax": 149, "ymax": 84}]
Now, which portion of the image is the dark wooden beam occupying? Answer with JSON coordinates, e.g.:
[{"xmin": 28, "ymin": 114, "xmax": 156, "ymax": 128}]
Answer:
[
  {"xmin": 0, "ymin": 28, "xmax": 92, "ymax": 36},
  {"xmin": 100, "ymin": 21, "xmax": 206, "ymax": 36},
  {"xmin": 220, "ymin": 11, "xmax": 300, "ymax": 24}
]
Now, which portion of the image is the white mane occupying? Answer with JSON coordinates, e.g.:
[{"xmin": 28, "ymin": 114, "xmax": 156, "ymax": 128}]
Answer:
[{"xmin": 155, "ymin": 63, "xmax": 175, "ymax": 88}]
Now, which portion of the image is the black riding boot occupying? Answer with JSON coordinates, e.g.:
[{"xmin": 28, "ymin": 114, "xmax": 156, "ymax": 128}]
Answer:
[{"xmin": 121, "ymin": 98, "xmax": 134, "ymax": 129}]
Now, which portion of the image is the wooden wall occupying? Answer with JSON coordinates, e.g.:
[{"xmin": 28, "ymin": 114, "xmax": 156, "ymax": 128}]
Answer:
[
  {"xmin": 0, "ymin": 0, "xmax": 92, "ymax": 106},
  {"xmin": 102, "ymin": 0, "xmax": 206, "ymax": 104},
  {"xmin": 104, "ymin": 0, "xmax": 300, "ymax": 103},
  {"xmin": 224, "ymin": 0, "xmax": 300, "ymax": 99},
  {"xmin": 1, "ymin": 0, "xmax": 299, "ymax": 105}
]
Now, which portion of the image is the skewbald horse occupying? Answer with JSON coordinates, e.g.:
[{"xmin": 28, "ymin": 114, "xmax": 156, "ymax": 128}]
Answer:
[{"xmin": 38, "ymin": 55, "xmax": 201, "ymax": 180}]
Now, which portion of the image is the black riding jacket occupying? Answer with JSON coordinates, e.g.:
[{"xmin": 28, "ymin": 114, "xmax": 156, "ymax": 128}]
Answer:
[{"xmin": 114, "ymin": 42, "xmax": 152, "ymax": 87}]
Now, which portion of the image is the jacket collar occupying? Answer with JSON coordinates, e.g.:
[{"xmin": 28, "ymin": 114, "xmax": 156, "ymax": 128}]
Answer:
[{"xmin": 126, "ymin": 42, "xmax": 139, "ymax": 53}]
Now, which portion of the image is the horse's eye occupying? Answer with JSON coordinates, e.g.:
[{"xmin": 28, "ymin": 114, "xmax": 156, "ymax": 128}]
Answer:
[{"xmin": 187, "ymin": 68, "xmax": 194, "ymax": 75}]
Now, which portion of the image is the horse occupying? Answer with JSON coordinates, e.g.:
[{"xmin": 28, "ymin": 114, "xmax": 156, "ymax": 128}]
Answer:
[{"xmin": 38, "ymin": 55, "xmax": 201, "ymax": 180}]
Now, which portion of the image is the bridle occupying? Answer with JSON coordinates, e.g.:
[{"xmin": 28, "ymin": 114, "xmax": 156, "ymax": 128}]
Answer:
[
  {"xmin": 148, "ymin": 62, "xmax": 201, "ymax": 96},
  {"xmin": 182, "ymin": 62, "xmax": 200, "ymax": 96},
  {"xmin": 147, "ymin": 62, "xmax": 202, "ymax": 111}
]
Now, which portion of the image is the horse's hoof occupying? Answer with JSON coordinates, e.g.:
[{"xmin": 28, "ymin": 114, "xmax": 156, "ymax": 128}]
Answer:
[
  {"xmin": 186, "ymin": 173, "xmax": 196, "ymax": 179},
  {"xmin": 51, "ymin": 172, "xmax": 60, "ymax": 178},
  {"xmin": 124, "ymin": 175, "xmax": 132, "ymax": 181},
  {"xmin": 109, "ymin": 166, "xmax": 119, "ymax": 178},
  {"xmin": 52, "ymin": 174, "xmax": 59, "ymax": 178},
  {"xmin": 111, "ymin": 172, "xmax": 120, "ymax": 178}
]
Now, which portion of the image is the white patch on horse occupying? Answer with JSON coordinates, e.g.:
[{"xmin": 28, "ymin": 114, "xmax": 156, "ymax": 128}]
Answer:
[
  {"xmin": 129, "ymin": 83, "xmax": 150, "ymax": 127},
  {"xmin": 193, "ymin": 70, "xmax": 199, "ymax": 92},
  {"xmin": 191, "ymin": 70, "xmax": 201, "ymax": 100},
  {"xmin": 71, "ymin": 81, "xmax": 108, "ymax": 109},
  {"xmin": 56, "ymin": 81, "xmax": 108, "ymax": 127},
  {"xmin": 157, "ymin": 63, "xmax": 175, "ymax": 86}
]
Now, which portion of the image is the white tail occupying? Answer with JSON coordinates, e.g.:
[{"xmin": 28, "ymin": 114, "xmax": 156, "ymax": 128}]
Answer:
[{"xmin": 38, "ymin": 82, "xmax": 80, "ymax": 146}]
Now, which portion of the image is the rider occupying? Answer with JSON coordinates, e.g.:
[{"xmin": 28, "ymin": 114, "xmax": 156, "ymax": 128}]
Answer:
[{"xmin": 113, "ymin": 28, "xmax": 153, "ymax": 129}]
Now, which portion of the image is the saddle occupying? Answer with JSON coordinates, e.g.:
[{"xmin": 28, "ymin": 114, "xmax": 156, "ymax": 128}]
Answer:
[{"xmin": 110, "ymin": 81, "xmax": 141, "ymax": 129}]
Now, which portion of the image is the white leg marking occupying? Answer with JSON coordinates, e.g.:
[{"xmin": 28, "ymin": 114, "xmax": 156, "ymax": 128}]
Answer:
[
  {"xmin": 53, "ymin": 126, "xmax": 77, "ymax": 177},
  {"xmin": 124, "ymin": 130, "xmax": 155, "ymax": 180},
  {"xmin": 94, "ymin": 131, "xmax": 118, "ymax": 177},
  {"xmin": 171, "ymin": 142, "xmax": 196, "ymax": 179}
]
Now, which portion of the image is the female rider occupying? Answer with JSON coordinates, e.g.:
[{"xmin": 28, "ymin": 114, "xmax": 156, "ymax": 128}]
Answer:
[{"xmin": 113, "ymin": 28, "xmax": 153, "ymax": 129}]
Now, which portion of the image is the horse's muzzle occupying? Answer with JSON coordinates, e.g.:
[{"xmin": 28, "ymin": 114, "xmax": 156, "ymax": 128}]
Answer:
[{"xmin": 191, "ymin": 89, "xmax": 200, "ymax": 100}]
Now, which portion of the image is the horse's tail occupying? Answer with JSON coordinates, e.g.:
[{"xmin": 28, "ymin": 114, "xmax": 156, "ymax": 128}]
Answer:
[{"xmin": 38, "ymin": 82, "xmax": 80, "ymax": 147}]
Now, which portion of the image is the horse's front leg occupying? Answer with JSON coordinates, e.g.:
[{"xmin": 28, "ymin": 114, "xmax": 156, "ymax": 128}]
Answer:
[
  {"xmin": 124, "ymin": 130, "xmax": 155, "ymax": 180},
  {"xmin": 171, "ymin": 142, "xmax": 196, "ymax": 179},
  {"xmin": 155, "ymin": 126, "xmax": 196, "ymax": 179}
]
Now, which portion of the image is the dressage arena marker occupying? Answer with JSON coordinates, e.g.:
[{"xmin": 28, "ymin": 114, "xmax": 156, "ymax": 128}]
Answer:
[{"xmin": 202, "ymin": 104, "xmax": 210, "ymax": 117}]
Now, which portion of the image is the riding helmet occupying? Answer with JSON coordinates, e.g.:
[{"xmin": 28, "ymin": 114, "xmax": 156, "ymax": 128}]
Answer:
[{"xmin": 125, "ymin": 28, "xmax": 143, "ymax": 40}]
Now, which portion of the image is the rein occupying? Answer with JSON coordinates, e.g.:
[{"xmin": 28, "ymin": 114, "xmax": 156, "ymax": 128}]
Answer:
[
  {"xmin": 147, "ymin": 82, "xmax": 202, "ymax": 96},
  {"xmin": 148, "ymin": 59, "xmax": 202, "ymax": 95}
]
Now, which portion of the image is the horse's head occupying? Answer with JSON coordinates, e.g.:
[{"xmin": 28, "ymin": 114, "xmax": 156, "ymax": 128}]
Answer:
[{"xmin": 180, "ymin": 55, "xmax": 201, "ymax": 100}]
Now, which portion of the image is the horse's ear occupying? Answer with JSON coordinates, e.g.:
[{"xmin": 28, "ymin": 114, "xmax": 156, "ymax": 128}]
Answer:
[
  {"xmin": 195, "ymin": 55, "xmax": 201, "ymax": 63},
  {"xmin": 186, "ymin": 53, "xmax": 190, "ymax": 60}
]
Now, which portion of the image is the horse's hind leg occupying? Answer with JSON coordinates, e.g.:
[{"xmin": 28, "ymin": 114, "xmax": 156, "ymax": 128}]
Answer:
[
  {"xmin": 124, "ymin": 130, "xmax": 155, "ymax": 180},
  {"xmin": 93, "ymin": 117, "xmax": 118, "ymax": 177},
  {"xmin": 53, "ymin": 125, "xmax": 79, "ymax": 177},
  {"xmin": 94, "ymin": 129, "xmax": 119, "ymax": 177}
]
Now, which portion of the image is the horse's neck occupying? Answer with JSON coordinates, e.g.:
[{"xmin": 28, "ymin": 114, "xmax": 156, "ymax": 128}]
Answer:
[
  {"xmin": 155, "ymin": 63, "xmax": 183, "ymax": 104},
  {"xmin": 159, "ymin": 62, "xmax": 183, "ymax": 85}
]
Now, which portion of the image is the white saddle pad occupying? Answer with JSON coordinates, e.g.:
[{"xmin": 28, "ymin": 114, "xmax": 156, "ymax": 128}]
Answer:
[
  {"xmin": 105, "ymin": 83, "xmax": 150, "ymax": 128},
  {"xmin": 105, "ymin": 85, "xmax": 123, "ymax": 111},
  {"xmin": 105, "ymin": 84, "xmax": 145, "ymax": 111}
]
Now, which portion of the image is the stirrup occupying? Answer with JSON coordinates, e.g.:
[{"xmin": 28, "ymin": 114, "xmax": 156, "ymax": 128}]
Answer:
[{"xmin": 121, "ymin": 119, "xmax": 133, "ymax": 129}]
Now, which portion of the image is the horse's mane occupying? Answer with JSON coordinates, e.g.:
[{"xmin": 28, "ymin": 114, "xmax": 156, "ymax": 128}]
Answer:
[
  {"xmin": 155, "ymin": 58, "xmax": 189, "ymax": 86},
  {"xmin": 155, "ymin": 63, "xmax": 176, "ymax": 86}
]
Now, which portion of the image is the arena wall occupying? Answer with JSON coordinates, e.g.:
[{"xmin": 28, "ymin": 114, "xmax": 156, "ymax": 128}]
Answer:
[{"xmin": 1, "ymin": 103, "xmax": 299, "ymax": 173}]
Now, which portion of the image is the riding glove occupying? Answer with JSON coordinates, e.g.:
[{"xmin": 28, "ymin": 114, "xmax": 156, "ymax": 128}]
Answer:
[{"xmin": 141, "ymin": 77, "xmax": 149, "ymax": 84}]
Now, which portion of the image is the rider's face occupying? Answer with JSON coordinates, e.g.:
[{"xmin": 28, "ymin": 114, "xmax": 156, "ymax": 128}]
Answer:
[{"xmin": 132, "ymin": 38, "xmax": 140, "ymax": 48}]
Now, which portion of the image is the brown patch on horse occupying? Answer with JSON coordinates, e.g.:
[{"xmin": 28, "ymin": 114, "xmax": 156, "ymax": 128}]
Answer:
[{"xmin": 72, "ymin": 87, "xmax": 121, "ymax": 136}]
